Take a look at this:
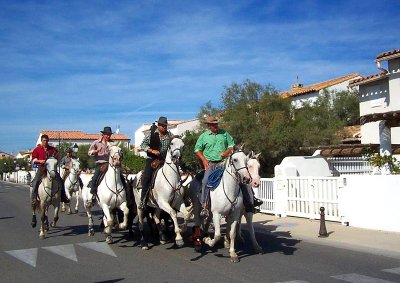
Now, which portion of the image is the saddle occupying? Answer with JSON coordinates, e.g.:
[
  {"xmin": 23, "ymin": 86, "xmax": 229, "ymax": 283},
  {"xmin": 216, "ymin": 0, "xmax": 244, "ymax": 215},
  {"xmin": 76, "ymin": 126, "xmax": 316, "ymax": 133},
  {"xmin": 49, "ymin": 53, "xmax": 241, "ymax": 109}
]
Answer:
[
  {"xmin": 194, "ymin": 168, "xmax": 224, "ymax": 192},
  {"xmin": 88, "ymin": 163, "xmax": 108, "ymax": 189}
]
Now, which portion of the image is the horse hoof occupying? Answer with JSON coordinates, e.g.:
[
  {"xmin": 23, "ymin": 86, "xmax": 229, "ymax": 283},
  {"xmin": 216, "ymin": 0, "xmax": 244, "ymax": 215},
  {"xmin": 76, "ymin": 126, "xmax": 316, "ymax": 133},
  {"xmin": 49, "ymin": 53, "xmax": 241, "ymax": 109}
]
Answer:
[
  {"xmin": 224, "ymin": 241, "xmax": 230, "ymax": 249},
  {"xmin": 67, "ymin": 211, "xmax": 72, "ymax": 215},
  {"xmin": 50, "ymin": 222, "xmax": 56, "ymax": 228},
  {"xmin": 175, "ymin": 239, "xmax": 184, "ymax": 247},
  {"xmin": 61, "ymin": 207, "xmax": 66, "ymax": 212},
  {"xmin": 88, "ymin": 229, "xmax": 95, "ymax": 236},
  {"xmin": 230, "ymin": 256, "xmax": 239, "ymax": 263},
  {"xmin": 106, "ymin": 235, "xmax": 113, "ymax": 244},
  {"xmin": 160, "ymin": 240, "xmax": 167, "ymax": 245},
  {"xmin": 254, "ymin": 246, "xmax": 263, "ymax": 254},
  {"xmin": 39, "ymin": 235, "xmax": 45, "ymax": 240}
]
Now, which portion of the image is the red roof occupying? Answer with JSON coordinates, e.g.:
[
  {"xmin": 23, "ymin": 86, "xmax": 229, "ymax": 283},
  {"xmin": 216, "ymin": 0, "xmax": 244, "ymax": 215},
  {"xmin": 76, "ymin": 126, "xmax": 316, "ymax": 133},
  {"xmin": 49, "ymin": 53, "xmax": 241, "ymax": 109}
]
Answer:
[
  {"xmin": 376, "ymin": 48, "xmax": 400, "ymax": 62},
  {"xmin": 280, "ymin": 74, "xmax": 360, "ymax": 98},
  {"xmin": 348, "ymin": 72, "xmax": 388, "ymax": 87},
  {"xmin": 40, "ymin": 130, "xmax": 130, "ymax": 141}
]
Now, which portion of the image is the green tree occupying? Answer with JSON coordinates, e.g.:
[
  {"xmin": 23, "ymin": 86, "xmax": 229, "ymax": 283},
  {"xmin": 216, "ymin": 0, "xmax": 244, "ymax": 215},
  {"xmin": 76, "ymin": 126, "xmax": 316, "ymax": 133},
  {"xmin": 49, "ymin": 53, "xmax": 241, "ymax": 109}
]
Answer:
[
  {"xmin": 197, "ymin": 81, "xmax": 359, "ymax": 177},
  {"xmin": 181, "ymin": 130, "xmax": 202, "ymax": 173}
]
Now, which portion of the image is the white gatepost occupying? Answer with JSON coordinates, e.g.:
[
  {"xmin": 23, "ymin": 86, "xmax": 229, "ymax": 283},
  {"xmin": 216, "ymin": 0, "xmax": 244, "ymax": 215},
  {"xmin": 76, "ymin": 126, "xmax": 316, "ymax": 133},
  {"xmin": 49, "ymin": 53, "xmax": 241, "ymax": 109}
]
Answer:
[
  {"xmin": 274, "ymin": 177, "xmax": 288, "ymax": 217},
  {"xmin": 379, "ymin": 120, "xmax": 392, "ymax": 175},
  {"xmin": 337, "ymin": 177, "xmax": 348, "ymax": 226}
]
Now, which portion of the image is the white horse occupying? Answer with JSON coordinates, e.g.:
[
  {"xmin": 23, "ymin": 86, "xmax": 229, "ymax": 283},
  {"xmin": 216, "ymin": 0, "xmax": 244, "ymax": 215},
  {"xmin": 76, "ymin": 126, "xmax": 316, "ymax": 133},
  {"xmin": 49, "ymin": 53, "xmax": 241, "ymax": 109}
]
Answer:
[
  {"xmin": 132, "ymin": 137, "xmax": 191, "ymax": 249},
  {"xmin": 224, "ymin": 151, "xmax": 263, "ymax": 254},
  {"xmin": 81, "ymin": 144, "xmax": 129, "ymax": 243},
  {"xmin": 61, "ymin": 158, "xmax": 82, "ymax": 214},
  {"xmin": 31, "ymin": 156, "xmax": 62, "ymax": 239},
  {"xmin": 189, "ymin": 147, "xmax": 251, "ymax": 262}
]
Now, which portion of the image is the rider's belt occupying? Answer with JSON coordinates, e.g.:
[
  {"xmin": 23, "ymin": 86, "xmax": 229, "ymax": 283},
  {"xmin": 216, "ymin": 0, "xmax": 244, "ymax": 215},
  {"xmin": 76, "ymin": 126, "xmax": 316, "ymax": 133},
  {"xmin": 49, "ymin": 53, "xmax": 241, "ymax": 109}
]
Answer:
[{"xmin": 209, "ymin": 160, "xmax": 222, "ymax": 163}]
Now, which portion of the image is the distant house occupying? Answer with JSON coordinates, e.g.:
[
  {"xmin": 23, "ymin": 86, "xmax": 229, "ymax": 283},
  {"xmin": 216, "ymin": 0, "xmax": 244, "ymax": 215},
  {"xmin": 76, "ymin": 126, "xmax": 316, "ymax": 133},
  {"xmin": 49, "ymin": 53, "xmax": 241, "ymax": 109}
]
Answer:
[
  {"xmin": 0, "ymin": 151, "xmax": 14, "ymax": 159},
  {"xmin": 349, "ymin": 48, "xmax": 400, "ymax": 155},
  {"xmin": 15, "ymin": 150, "xmax": 33, "ymax": 161},
  {"xmin": 134, "ymin": 118, "xmax": 200, "ymax": 157},
  {"xmin": 280, "ymin": 73, "xmax": 361, "ymax": 109},
  {"xmin": 36, "ymin": 130, "xmax": 131, "ymax": 150}
]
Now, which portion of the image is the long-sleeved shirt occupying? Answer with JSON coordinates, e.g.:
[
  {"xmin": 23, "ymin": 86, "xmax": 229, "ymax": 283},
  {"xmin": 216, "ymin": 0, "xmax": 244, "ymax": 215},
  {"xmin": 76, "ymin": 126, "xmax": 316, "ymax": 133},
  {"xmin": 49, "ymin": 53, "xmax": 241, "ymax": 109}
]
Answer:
[
  {"xmin": 140, "ymin": 129, "xmax": 173, "ymax": 160},
  {"xmin": 88, "ymin": 138, "xmax": 110, "ymax": 164}
]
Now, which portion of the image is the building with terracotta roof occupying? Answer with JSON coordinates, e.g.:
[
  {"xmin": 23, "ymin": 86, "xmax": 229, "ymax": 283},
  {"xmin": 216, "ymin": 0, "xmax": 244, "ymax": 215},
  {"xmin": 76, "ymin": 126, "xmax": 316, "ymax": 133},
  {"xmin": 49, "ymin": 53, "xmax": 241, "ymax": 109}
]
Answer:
[
  {"xmin": 35, "ymin": 130, "xmax": 131, "ymax": 149},
  {"xmin": 280, "ymin": 73, "xmax": 361, "ymax": 109},
  {"xmin": 347, "ymin": 48, "xmax": 400, "ymax": 156}
]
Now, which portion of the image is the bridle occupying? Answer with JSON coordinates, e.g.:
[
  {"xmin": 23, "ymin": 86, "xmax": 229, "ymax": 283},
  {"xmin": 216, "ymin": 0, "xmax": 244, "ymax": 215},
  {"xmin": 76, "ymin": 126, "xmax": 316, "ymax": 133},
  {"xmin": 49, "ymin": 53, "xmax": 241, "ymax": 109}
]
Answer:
[{"xmin": 226, "ymin": 151, "xmax": 251, "ymax": 183}]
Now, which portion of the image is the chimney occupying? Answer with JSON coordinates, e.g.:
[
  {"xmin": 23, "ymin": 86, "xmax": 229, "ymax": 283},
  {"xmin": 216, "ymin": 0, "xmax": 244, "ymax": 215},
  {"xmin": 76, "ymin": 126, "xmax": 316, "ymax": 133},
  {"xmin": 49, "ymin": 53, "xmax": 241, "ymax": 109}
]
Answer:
[{"xmin": 291, "ymin": 83, "xmax": 304, "ymax": 89}]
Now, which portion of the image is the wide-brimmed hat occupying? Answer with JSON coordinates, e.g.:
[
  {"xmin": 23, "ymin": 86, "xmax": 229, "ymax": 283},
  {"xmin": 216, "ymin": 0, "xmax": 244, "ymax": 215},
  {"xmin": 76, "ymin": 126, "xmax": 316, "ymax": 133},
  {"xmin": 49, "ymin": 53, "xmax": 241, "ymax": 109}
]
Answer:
[
  {"xmin": 204, "ymin": 116, "xmax": 219, "ymax": 124},
  {"xmin": 156, "ymin": 116, "xmax": 168, "ymax": 126},
  {"xmin": 101, "ymin": 126, "xmax": 113, "ymax": 135}
]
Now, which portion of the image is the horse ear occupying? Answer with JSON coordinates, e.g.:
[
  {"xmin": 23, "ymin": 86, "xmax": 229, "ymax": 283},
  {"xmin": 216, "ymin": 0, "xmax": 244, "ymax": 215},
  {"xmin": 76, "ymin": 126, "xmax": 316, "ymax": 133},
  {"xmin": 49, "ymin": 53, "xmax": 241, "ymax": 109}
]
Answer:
[
  {"xmin": 254, "ymin": 152, "xmax": 261, "ymax": 160},
  {"xmin": 248, "ymin": 151, "xmax": 254, "ymax": 159},
  {"xmin": 239, "ymin": 144, "xmax": 245, "ymax": 151}
]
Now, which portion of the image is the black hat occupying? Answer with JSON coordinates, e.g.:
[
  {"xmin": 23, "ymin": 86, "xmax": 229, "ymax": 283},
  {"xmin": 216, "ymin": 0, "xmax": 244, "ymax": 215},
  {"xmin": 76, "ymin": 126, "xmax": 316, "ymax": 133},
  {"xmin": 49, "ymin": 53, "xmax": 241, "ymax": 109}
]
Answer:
[
  {"xmin": 101, "ymin": 126, "xmax": 113, "ymax": 135},
  {"xmin": 157, "ymin": 117, "xmax": 168, "ymax": 126}
]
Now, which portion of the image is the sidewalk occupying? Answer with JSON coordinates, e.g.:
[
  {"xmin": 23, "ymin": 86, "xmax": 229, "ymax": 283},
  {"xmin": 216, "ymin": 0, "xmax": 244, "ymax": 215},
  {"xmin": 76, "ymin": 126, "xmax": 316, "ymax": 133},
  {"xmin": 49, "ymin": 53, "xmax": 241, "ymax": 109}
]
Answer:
[{"xmin": 252, "ymin": 213, "xmax": 400, "ymax": 259}]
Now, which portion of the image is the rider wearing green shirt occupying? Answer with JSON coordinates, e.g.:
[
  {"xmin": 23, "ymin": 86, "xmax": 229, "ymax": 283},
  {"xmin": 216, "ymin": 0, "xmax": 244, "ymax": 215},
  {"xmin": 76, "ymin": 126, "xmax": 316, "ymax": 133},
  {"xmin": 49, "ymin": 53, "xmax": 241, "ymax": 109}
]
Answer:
[{"xmin": 194, "ymin": 116, "xmax": 234, "ymax": 210}]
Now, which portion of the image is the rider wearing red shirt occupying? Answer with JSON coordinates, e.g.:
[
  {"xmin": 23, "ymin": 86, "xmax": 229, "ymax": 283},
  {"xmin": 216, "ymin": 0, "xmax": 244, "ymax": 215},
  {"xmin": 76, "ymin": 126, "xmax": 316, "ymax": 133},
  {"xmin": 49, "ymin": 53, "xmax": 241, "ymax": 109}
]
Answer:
[{"xmin": 31, "ymin": 135, "xmax": 69, "ymax": 214}]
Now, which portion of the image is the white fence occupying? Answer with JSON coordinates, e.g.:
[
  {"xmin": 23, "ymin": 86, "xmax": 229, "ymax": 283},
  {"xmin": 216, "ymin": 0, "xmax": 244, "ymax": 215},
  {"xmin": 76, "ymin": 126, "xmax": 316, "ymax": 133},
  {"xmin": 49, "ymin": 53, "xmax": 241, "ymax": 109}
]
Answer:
[
  {"xmin": 257, "ymin": 175, "xmax": 400, "ymax": 232},
  {"xmin": 257, "ymin": 177, "xmax": 342, "ymax": 222},
  {"xmin": 327, "ymin": 157, "xmax": 372, "ymax": 175}
]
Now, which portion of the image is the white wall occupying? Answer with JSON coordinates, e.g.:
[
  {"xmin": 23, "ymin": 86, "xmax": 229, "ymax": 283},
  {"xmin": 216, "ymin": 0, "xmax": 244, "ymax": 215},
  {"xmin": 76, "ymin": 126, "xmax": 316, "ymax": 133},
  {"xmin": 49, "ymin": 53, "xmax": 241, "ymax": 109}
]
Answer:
[{"xmin": 339, "ymin": 175, "xmax": 400, "ymax": 232}]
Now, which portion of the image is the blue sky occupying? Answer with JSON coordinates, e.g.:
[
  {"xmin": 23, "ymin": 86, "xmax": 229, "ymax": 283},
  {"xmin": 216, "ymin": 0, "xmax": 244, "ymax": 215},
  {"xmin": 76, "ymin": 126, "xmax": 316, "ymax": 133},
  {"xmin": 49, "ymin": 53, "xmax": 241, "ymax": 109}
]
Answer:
[{"xmin": 1, "ymin": 0, "xmax": 399, "ymax": 154}]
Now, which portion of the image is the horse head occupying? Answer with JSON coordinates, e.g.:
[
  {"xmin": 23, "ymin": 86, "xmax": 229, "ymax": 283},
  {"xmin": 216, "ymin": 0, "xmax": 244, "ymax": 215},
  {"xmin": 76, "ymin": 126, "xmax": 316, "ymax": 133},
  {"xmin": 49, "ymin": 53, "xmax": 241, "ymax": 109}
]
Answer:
[
  {"xmin": 229, "ymin": 150, "xmax": 251, "ymax": 184},
  {"xmin": 169, "ymin": 137, "xmax": 184, "ymax": 164},
  {"xmin": 71, "ymin": 158, "xmax": 81, "ymax": 174},
  {"xmin": 247, "ymin": 151, "xmax": 261, "ymax": 188},
  {"xmin": 108, "ymin": 144, "xmax": 123, "ymax": 168},
  {"xmin": 45, "ymin": 156, "xmax": 58, "ymax": 179}
]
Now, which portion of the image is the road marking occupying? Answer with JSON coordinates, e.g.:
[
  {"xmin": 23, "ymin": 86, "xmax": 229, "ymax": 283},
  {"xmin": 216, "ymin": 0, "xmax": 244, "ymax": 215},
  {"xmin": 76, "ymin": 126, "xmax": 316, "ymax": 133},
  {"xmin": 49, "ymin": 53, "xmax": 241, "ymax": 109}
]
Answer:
[
  {"xmin": 5, "ymin": 248, "xmax": 38, "ymax": 267},
  {"xmin": 332, "ymin": 273, "xmax": 395, "ymax": 282},
  {"xmin": 77, "ymin": 242, "xmax": 117, "ymax": 257},
  {"xmin": 42, "ymin": 244, "xmax": 78, "ymax": 262},
  {"xmin": 382, "ymin": 267, "xmax": 400, "ymax": 275}
]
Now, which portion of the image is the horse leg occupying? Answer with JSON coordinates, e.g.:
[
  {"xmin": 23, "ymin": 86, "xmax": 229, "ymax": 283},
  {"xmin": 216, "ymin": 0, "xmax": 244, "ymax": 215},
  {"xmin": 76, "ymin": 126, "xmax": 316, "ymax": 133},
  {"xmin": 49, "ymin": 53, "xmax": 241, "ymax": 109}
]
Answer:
[
  {"xmin": 203, "ymin": 212, "xmax": 221, "ymax": 248},
  {"xmin": 136, "ymin": 208, "xmax": 149, "ymax": 250},
  {"xmin": 178, "ymin": 202, "xmax": 190, "ymax": 233},
  {"xmin": 244, "ymin": 211, "xmax": 263, "ymax": 254},
  {"xmin": 74, "ymin": 190, "xmax": 80, "ymax": 213},
  {"xmin": 158, "ymin": 201, "xmax": 184, "ymax": 247},
  {"xmin": 101, "ymin": 204, "xmax": 113, "ymax": 244},
  {"xmin": 85, "ymin": 204, "xmax": 95, "ymax": 236},
  {"xmin": 39, "ymin": 206, "xmax": 46, "ymax": 239},
  {"xmin": 51, "ymin": 201, "xmax": 60, "ymax": 227},
  {"xmin": 227, "ymin": 216, "xmax": 240, "ymax": 263},
  {"xmin": 31, "ymin": 206, "xmax": 37, "ymax": 228},
  {"xmin": 118, "ymin": 202, "xmax": 129, "ymax": 230}
]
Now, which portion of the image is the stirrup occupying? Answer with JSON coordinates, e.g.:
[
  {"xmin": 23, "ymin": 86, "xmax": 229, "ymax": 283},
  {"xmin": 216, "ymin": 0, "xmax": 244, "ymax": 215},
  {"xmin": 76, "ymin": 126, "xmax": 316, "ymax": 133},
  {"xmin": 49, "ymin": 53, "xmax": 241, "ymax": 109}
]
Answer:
[
  {"xmin": 254, "ymin": 197, "xmax": 263, "ymax": 207},
  {"xmin": 138, "ymin": 201, "xmax": 145, "ymax": 210},
  {"xmin": 200, "ymin": 208, "xmax": 209, "ymax": 218}
]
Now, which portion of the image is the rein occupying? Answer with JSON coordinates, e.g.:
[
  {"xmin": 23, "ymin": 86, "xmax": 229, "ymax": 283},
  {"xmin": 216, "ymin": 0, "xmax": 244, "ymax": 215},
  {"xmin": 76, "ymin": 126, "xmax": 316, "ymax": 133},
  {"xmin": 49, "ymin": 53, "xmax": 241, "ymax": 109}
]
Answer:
[{"xmin": 219, "ymin": 151, "xmax": 250, "ymax": 206}]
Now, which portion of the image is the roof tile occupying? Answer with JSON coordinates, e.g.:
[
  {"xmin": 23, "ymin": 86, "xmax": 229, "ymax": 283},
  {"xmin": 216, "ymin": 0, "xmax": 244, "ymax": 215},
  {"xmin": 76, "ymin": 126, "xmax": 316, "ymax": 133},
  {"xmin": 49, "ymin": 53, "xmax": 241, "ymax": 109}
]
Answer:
[{"xmin": 280, "ymin": 73, "xmax": 360, "ymax": 98}]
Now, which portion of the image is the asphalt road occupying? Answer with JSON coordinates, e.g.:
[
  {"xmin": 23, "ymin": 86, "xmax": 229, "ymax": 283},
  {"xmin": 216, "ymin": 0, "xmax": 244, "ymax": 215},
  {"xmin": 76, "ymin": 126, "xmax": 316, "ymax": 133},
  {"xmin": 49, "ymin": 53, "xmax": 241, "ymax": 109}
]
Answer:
[{"xmin": 1, "ymin": 181, "xmax": 400, "ymax": 283}]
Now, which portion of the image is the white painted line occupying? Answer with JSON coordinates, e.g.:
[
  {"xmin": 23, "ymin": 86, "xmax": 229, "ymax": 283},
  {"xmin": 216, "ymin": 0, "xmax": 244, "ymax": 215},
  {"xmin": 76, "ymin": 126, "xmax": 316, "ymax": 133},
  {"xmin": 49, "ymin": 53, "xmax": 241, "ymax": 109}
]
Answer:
[
  {"xmin": 77, "ymin": 242, "xmax": 117, "ymax": 257},
  {"xmin": 332, "ymin": 273, "xmax": 395, "ymax": 282},
  {"xmin": 382, "ymin": 267, "xmax": 400, "ymax": 275},
  {"xmin": 5, "ymin": 248, "xmax": 38, "ymax": 267},
  {"xmin": 42, "ymin": 244, "xmax": 78, "ymax": 262}
]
